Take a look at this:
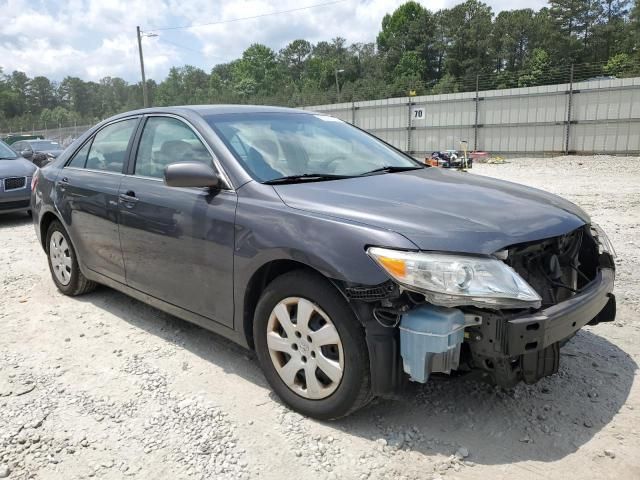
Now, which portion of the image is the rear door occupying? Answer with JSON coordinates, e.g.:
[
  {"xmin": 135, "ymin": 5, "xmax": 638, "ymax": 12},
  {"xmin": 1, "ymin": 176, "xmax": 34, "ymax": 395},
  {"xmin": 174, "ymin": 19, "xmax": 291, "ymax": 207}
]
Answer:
[
  {"xmin": 117, "ymin": 115, "xmax": 237, "ymax": 326},
  {"xmin": 55, "ymin": 117, "xmax": 140, "ymax": 283}
]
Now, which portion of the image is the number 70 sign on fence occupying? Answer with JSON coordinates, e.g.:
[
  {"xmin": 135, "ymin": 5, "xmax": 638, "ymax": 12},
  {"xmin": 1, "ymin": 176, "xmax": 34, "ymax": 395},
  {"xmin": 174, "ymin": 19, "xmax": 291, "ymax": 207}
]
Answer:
[{"xmin": 411, "ymin": 107, "xmax": 425, "ymax": 120}]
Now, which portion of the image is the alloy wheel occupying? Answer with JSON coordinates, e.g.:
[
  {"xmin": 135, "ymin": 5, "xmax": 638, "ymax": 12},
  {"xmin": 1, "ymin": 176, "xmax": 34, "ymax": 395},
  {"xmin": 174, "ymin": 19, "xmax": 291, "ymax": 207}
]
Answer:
[{"xmin": 266, "ymin": 297, "xmax": 344, "ymax": 400}]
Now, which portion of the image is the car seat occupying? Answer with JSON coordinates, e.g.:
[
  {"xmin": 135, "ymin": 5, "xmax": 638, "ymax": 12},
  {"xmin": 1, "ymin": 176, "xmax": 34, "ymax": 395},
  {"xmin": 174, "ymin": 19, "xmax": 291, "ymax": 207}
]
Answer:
[
  {"xmin": 279, "ymin": 138, "xmax": 309, "ymax": 175},
  {"xmin": 247, "ymin": 147, "xmax": 282, "ymax": 181}
]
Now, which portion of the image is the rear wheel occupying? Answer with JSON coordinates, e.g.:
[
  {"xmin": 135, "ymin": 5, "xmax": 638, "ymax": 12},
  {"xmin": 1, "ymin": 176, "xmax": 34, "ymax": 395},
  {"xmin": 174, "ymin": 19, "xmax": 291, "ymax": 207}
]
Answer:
[
  {"xmin": 46, "ymin": 220, "xmax": 96, "ymax": 296},
  {"xmin": 254, "ymin": 270, "xmax": 371, "ymax": 419}
]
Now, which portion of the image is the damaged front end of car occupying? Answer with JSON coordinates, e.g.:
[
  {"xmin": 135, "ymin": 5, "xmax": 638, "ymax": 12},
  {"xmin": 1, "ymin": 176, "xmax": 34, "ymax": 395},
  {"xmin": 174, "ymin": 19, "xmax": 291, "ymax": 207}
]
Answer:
[{"xmin": 345, "ymin": 224, "xmax": 616, "ymax": 395}]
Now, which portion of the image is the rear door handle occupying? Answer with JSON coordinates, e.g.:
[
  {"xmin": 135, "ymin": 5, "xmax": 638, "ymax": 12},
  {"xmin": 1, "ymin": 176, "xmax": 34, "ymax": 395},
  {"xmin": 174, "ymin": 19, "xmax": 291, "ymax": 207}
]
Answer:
[
  {"xmin": 119, "ymin": 190, "xmax": 138, "ymax": 205},
  {"xmin": 59, "ymin": 176, "xmax": 69, "ymax": 191}
]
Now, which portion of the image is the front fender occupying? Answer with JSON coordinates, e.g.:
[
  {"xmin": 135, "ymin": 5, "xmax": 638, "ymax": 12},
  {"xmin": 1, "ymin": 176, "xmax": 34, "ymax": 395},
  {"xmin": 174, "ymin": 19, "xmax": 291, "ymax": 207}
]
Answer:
[
  {"xmin": 233, "ymin": 183, "xmax": 412, "ymax": 393},
  {"xmin": 232, "ymin": 182, "xmax": 415, "ymax": 341},
  {"xmin": 233, "ymin": 181, "xmax": 416, "ymax": 288}
]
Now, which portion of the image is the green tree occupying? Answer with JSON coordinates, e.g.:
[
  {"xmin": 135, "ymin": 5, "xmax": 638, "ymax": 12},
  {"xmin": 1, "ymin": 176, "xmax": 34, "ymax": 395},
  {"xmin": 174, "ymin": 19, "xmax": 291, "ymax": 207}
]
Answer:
[
  {"xmin": 629, "ymin": 0, "xmax": 640, "ymax": 54},
  {"xmin": 279, "ymin": 40, "xmax": 312, "ymax": 83},
  {"xmin": 604, "ymin": 52, "xmax": 639, "ymax": 75},
  {"xmin": 491, "ymin": 9, "xmax": 537, "ymax": 72},
  {"xmin": 518, "ymin": 48, "xmax": 552, "ymax": 86},
  {"xmin": 377, "ymin": 2, "xmax": 437, "ymax": 83},
  {"xmin": 231, "ymin": 44, "xmax": 280, "ymax": 98},
  {"xmin": 445, "ymin": 0, "xmax": 494, "ymax": 82},
  {"xmin": 27, "ymin": 76, "xmax": 55, "ymax": 111}
]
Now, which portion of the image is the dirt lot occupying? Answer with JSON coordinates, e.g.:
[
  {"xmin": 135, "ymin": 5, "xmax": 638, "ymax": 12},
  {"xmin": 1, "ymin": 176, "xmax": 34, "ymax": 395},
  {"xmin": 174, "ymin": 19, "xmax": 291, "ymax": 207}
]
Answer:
[{"xmin": 1, "ymin": 155, "xmax": 639, "ymax": 480}]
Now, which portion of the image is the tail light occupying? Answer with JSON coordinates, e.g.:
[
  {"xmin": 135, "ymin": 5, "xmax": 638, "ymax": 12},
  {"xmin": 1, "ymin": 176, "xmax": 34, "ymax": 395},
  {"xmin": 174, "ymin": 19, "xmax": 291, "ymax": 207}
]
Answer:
[{"xmin": 31, "ymin": 169, "xmax": 39, "ymax": 190}]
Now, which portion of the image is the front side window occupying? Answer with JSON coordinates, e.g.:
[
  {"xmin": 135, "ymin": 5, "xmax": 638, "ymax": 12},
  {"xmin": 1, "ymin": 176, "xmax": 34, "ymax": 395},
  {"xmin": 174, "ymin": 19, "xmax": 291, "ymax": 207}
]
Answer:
[
  {"xmin": 207, "ymin": 113, "xmax": 420, "ymax": 182},
  {"xmin": 83, "ymin": 119, "xmax": 138, "ymax": 173},
  {"xmin": 134, "ymin": 117, "xmax": 215, "ymax": 178}
]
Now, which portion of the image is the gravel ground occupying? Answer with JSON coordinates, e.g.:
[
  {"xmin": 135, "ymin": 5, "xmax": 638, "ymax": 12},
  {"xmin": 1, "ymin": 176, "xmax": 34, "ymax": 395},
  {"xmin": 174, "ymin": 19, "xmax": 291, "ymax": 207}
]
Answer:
[{"xmin": 1, "ymin": 155, "xmax": 639, "ymax": 480}]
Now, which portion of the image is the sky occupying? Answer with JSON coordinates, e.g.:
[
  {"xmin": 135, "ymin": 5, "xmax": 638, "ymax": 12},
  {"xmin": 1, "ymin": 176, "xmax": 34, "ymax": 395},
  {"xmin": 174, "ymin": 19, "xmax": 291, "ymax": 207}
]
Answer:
[{"xmin": 0, "ymin": 0, "xmax": 548, "ymax": 83}]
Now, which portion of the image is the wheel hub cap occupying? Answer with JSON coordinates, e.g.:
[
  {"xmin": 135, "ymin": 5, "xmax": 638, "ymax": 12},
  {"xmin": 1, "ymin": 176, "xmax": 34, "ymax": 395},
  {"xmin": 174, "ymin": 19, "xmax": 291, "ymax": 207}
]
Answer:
[
  {"xmin": 49, "ymin": 231, "xmax": 72, "ymax": 286},
  {"xmin": 266, "ymin": 297, "xmax": 344, "ymax": 400}
]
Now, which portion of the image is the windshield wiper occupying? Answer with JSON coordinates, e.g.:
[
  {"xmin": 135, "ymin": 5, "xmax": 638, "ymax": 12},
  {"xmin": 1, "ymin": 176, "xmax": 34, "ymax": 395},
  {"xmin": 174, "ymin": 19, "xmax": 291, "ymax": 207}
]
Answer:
[
  {"xmin": 360, "ymin": 165, "xmax": 423, "ymax": 176},
  {"xmin": 0, "ymin": 156, "xmax": 17, "ymax": 160},
  {"xmin": 263, "ymin": 173, "xmax": 354, "ymax": 185}
]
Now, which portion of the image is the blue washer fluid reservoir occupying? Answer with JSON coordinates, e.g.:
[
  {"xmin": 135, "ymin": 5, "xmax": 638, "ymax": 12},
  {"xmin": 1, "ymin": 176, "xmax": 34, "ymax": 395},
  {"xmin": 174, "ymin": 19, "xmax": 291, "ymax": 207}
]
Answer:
[{"xmin": 399, "ymin": 305, "xmax": 465, "ymax": 383}]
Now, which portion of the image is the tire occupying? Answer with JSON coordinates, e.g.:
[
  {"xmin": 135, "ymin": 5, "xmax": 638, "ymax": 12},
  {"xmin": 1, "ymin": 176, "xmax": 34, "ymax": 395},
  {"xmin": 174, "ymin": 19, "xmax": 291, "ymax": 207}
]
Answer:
[
  {"xmin": 253, "ymin": 270, "xmax": 372, "ymax": 420},
  {"xmin": 46, "ymin": 220, "xmax": 96, "ymax": 296}
]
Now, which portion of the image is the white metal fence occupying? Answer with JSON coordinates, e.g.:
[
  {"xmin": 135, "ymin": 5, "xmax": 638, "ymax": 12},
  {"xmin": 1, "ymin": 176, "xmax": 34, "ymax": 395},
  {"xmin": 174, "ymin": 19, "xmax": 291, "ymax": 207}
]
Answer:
[
  {"xmin": 304, "ymin": 76, "xmax": 640, "ymax": 156},
  {"xmin": 4, "ymin": 76, "xmax": 639, "ymax": 156}
]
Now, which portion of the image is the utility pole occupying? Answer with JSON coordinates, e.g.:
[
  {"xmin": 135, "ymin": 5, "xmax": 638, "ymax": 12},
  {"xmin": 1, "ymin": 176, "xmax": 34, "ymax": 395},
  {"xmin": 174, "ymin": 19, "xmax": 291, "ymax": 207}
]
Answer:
[
  {"xmin": 334, "ymin": 69, "xmax": 344, "ymax": 102},
  {"xmin": 137, "ymin": 26, "xmax": 149, "ymax": 108}
]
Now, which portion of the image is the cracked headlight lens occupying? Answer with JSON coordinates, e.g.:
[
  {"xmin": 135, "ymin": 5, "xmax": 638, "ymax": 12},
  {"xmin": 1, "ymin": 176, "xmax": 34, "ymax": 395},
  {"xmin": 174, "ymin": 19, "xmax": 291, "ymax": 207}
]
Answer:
[
  {"xmin": 367, "ymin": 247, "xmax": 541, "ymax": 309},
  {"xmin": 592, "ymin": 223, "xmax": 616, "ymax": 258}
]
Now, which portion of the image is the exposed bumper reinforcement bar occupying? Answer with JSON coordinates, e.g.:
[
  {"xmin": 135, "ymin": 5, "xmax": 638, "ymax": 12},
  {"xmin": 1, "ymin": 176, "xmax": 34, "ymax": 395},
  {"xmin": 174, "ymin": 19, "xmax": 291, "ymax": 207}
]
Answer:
[{"xmin": 505, "ymin": 268, "xmax": 615, "ymax": 356}]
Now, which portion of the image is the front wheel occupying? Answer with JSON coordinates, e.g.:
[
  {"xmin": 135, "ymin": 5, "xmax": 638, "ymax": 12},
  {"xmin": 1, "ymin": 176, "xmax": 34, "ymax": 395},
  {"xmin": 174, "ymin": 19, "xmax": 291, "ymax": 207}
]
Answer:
[{"xmin": 253, "ymin": 270, "xmax": 372, "ymax": 419}]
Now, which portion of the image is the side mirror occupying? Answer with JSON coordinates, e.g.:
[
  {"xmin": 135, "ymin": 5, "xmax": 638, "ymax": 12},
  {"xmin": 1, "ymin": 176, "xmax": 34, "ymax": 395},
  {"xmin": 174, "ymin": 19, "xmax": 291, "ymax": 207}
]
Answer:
[
  {"xmin": 164, "ymin": 162, "xmax": 221, "ymax": 189},
  {"xmin": 21, "ymin": 149, "xmax": 33, "ymax": 158}
]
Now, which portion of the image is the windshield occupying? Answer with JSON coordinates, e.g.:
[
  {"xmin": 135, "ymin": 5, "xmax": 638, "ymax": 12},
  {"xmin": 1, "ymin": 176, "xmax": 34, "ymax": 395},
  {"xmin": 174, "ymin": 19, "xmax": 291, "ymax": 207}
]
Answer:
[
  {"xmin": 0, "ymin": 141, "xmax": 18, "ymax": 159},
  {"xmin": 30, "ymin": 141, "xmax": 61, "ymax": 150},
  {"xmin": 207, "ymin": 113, "xmax": 421, "ymax": 182}
]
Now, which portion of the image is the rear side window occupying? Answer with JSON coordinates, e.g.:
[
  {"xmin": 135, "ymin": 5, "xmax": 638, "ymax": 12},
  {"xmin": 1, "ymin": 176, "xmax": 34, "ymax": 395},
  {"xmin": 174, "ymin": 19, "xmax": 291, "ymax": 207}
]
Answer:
[
  {"xmin": 134, "ymin": 117, "xmax": 214, "ymax": 178},
  {"xmin": 79, "ymin": 119, "xmax": 137, "ymax": 173}
]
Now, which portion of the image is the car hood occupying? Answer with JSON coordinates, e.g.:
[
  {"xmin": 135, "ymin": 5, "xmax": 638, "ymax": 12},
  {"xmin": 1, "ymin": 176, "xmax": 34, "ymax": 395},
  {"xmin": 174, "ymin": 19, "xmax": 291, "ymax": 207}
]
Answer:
[
  {"xmin": 0, "ymin": 158, "xmax": 37, "ymax": 178},
  {"xmin": 273, "ymin": 168, "xmax": 589, "ymax": 254}
]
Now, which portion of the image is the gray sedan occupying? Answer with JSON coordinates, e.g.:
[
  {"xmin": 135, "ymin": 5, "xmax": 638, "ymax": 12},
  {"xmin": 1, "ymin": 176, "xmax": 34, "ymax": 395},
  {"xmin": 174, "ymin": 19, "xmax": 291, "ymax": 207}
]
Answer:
[
  {"xmin": 0, "ymin": 139, "xmax": 36, "ymax": 215},
  {"xmin": 31, "ymin": 105, "xmax": 616, "ymax": 419}
]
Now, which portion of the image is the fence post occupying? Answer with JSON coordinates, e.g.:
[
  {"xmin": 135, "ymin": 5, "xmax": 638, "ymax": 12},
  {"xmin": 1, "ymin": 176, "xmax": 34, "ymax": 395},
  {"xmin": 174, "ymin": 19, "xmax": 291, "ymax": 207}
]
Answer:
[
  {"xmin": 565, "ymin": 64, "xmax": 574, "ymax": 155},
  {"xmin": 407, "ymin": 99, "xmax": 412, "ymax": 153},
  {"xmin": 351, "ymin": 101, "xmax": 355, "ymax": 125},
  {"xmin": 474, "ymin": 74, "xmax": 479, "ymax": 151}
]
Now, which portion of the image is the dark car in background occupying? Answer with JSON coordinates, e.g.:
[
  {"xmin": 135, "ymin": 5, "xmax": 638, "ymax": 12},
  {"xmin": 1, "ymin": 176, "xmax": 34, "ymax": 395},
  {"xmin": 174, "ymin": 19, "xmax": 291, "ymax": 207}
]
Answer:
[
  {"xmin": 0, "ymin": 139, "xmax": 37, "ymax": 215},
  {"xmin": 13, "ymin": 139, "xmax": 64, "ymax": 168},
  {"xmin": 31, "ymin": 105, "xmax": 616, "ymax": 419}
]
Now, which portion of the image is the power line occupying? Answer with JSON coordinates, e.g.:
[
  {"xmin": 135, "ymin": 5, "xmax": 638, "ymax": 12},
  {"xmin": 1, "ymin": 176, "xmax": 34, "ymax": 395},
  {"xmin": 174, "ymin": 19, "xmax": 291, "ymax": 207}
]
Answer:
[
  {"xmin": 155, "ymin": 37, "xmax": 205, "ymax": 56},
  {"xmin": 147, "ymin": 0, "xmax": 346, "ymax": 31},
  {"xmin": 155, "ymin": 37, "xmax": 230, "ymax": 62}
]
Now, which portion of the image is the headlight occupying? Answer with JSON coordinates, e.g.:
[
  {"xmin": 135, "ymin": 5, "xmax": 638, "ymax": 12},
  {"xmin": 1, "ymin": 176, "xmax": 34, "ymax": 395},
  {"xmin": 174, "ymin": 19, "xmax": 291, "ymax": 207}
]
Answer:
[
  {"xmin": 367, "ymin": 247, "xmax": 541, "ymax": 309},
  {"xmin": 591, "ymin": 223, "xmax": 616, "ymax": 258}
]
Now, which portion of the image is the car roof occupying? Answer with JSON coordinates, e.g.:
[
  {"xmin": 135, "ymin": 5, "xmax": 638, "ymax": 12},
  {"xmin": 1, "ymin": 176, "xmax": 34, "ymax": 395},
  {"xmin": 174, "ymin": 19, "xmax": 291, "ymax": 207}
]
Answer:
[{"xmin": 110, "ymin": 104, "xmax": 312, "ymax": 120}]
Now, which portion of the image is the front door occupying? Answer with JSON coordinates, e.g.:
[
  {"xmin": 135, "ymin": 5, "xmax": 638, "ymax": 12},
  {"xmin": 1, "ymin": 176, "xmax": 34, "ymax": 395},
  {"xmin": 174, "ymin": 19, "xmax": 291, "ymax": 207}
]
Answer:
[
  {"xmin": 117, "ymin": 115, "xmax": 237, "ymax": 326},
  {"xmin": 55, "ymin": 118, "xmax": 139, "ymax": 283}
]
